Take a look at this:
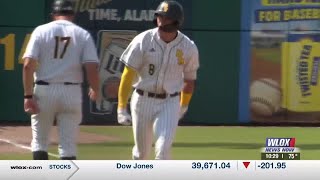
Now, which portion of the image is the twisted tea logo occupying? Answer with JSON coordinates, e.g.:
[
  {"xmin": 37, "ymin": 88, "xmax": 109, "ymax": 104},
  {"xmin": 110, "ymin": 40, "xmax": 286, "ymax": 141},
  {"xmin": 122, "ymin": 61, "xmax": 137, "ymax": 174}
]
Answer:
[{"xmin": 295, "ymin": 44, "xmax": 312, "ymax": 97}]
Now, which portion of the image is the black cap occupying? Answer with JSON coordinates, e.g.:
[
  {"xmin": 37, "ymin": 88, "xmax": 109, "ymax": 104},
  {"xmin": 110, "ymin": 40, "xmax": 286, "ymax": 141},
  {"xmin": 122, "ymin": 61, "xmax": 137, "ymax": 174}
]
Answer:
[
  {"xmin": 154, "ymin": 1, "xmax": 184, "ymax": 26},
  {"xmin": 51, "ymin": 0, "xmax": 74, "ymax": 15}
]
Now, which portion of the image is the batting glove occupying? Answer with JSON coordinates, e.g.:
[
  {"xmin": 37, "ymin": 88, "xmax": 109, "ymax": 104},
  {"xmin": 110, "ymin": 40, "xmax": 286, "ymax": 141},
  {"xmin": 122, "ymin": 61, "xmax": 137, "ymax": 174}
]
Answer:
[
  {"xmin": 179, "ymin": 106, "xmax": 188, "ymax": 120},
  {"xmin": 117, "ymin": 108, "xmax": 132, "ymax": 126}
]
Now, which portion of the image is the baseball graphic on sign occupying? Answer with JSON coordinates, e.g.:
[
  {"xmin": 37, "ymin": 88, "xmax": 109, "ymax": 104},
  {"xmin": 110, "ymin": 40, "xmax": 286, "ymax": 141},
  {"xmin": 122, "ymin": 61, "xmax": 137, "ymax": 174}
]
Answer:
[{"xmin": 250, "ymin": 78, "xmax": 281, "ymax": 116}]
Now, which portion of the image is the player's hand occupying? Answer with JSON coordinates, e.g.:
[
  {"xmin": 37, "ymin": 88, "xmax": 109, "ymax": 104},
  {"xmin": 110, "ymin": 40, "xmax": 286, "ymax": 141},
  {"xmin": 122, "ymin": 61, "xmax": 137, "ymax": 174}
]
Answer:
[
  {"xmin": 24, "ymin": 98, "xmax": 39, "ymax": 114},
  {"xmin": 88, "ymin": 88, "xmax": 98, "ymax": 101},
  {"xmin": 179, "ymin": 106, "xmax": 188, "ymax": 120},
  {"xmin": 117, "ymin": 108, "xmax": 132, "ymax": 126}
]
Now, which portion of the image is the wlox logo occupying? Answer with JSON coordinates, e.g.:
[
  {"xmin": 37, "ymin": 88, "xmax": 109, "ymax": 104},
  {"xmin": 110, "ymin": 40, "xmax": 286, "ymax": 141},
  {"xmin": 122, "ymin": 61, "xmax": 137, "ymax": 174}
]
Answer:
[
  {"xmin": 266, "ymin": 138, "xmax": 296, "ymax": 147},
  {"xmin": 263, "ymin": 138, "xmax": 297, "ymax": 153}
]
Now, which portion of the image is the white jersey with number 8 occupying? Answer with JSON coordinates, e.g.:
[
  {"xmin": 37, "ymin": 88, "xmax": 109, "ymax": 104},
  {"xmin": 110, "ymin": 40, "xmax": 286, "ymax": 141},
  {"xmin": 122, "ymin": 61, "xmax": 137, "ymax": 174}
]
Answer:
[
  {"xmin": 121, "ymin": 28, "xmax": 199, "ymax": 94},
  {"xmin": 120, "ymin": 27, "xmax": 199, "ymax": 160}
]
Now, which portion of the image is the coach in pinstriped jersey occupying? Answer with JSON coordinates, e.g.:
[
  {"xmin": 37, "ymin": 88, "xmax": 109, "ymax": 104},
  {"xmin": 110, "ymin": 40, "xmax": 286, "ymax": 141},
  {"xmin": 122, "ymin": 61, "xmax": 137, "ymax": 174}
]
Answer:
[
  {"xmin": 117, "ymin": 1, "xmax": 199, "ymax": 159},
  {"xmin": 22, "ymin": 0, "xmax": 99, "ymax": 160}
]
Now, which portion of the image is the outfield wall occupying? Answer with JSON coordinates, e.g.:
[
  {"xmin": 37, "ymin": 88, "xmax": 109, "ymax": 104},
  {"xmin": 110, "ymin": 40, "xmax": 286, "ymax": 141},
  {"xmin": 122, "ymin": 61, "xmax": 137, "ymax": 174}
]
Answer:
[
  {"xmin": 0, "ymin": 0, "xmax": 50, "ymax": 121},
  {"xmin": 0, "ymin": 0, "xmax": 241, "ymax": 124},
  {"xmin": 241, "ymin": 0, "xmax": 320, "ymax": 125}
]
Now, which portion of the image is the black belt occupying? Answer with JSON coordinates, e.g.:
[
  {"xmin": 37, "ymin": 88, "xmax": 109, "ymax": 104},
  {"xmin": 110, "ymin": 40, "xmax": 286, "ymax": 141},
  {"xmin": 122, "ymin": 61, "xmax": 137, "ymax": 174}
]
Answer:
[
  {"xmin": 135, "ymin": 89, "xmax": 180, "ymax": 99},
  {"xmin": 35, "ymin": 80, "xmax": 81, "ymax": 85}
]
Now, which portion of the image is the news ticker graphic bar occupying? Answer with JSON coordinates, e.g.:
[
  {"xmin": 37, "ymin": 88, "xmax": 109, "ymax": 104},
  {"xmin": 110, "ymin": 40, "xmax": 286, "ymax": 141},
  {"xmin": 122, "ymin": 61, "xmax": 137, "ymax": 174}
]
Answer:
[{"xmin": 1, "ymin": 160, "xmax": 320, "ymax": 180}]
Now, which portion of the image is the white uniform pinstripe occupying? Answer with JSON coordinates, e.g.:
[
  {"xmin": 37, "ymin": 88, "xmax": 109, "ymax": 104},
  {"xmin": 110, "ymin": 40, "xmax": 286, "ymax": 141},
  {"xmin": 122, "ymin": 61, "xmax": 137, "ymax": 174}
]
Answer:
[
  {"xmin": 120, "ymin": 28, "xmax": 199, "ymax": 159},
  {"xmin": 23, "ymin": 20, "xmax": 99, "ymax": 157}
]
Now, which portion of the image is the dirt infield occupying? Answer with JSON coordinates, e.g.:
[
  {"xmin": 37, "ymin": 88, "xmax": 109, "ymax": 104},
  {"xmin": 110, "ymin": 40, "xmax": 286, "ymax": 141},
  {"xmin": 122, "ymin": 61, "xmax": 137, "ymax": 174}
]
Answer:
[
  {"xmin": 0, "ymin": 126, "xmax": 120, "ymax": 154},
  {"xmin": 251, "ymin": 51, "xmax": 281, "ymax": 82}
]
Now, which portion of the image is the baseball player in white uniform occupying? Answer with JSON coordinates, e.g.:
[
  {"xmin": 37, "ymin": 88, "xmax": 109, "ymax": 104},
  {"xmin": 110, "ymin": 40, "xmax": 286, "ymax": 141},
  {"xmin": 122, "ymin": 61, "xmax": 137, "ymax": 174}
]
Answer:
[
  {"xmin": 117, "ymin": 1, "xmax": 199, "ymax": 160},
  {"xmin": 22, "ymin": 0, "xmax": 99, "ymax": 160}
]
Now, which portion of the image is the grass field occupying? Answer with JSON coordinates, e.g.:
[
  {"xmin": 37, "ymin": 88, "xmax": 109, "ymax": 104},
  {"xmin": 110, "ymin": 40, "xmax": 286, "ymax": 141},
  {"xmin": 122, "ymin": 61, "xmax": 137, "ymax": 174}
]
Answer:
[{"xmin": 0, "ymin": 126, "xmax": 319, "ymax": 160}]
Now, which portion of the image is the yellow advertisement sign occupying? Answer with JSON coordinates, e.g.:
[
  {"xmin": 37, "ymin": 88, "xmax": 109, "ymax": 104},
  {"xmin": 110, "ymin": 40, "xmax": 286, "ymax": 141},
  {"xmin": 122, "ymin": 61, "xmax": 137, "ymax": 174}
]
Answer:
[{"xmin": 282, "ymin": 34, "xmax": 320, "ymax": 112}]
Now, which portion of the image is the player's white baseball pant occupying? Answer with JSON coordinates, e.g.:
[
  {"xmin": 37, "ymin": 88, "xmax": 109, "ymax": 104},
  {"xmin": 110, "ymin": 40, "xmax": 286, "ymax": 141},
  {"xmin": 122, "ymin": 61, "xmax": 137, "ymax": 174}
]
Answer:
[
  {"xmin": 130, "ymin": 90, "xmax": 180, "ymax": 160},
  {"xmin": 31, "ymin": 84, "xmax": 82, "ymax": 157}
]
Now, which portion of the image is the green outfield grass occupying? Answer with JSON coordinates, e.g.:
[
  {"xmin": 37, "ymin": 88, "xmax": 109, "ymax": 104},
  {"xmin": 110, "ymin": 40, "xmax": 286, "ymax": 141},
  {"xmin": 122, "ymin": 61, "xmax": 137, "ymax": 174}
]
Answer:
[{"xmin": 1, "ymin": 126, "xmax": 320, "ymax": 160}]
